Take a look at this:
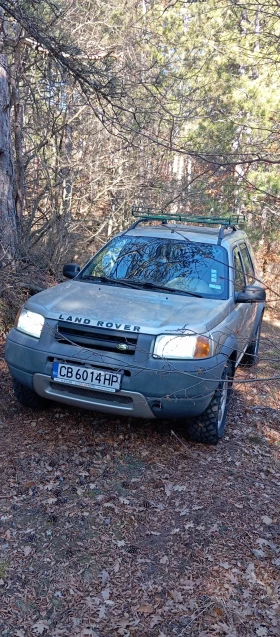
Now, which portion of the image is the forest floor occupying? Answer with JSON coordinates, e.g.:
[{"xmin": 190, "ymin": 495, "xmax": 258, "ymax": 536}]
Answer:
[{"xmin": 0, "ymin": 315, "xmax": 279, "ymax": 637}]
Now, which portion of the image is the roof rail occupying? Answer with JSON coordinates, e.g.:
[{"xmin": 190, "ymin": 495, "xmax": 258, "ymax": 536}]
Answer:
[{"xmin": 130, "ymin": 207, "xmax": 245, "ymax": 244}]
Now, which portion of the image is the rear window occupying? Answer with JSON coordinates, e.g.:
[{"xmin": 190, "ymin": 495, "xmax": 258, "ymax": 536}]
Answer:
[{"xmin": 81, "ymin": 236, "xmax": 229, "ymax": 299}]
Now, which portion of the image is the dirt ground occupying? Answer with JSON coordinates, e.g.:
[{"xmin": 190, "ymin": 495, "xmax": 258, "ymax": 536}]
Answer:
[{"xmin": 0, "ymin": 316, "xmax": 279, "ymax": 637}]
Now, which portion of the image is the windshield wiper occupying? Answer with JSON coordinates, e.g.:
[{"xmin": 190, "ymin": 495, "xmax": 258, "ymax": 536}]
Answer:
[
  {"xmin": 128, "ymin": 280, "xmax": 203, "ymax": 297},
  {"xmin": 81, "ymin": 275, "xmax": 142, "ymax": 290},
  {"xmin": 81, "ymin": 275, "xmax": 202, "ymax": 297}
]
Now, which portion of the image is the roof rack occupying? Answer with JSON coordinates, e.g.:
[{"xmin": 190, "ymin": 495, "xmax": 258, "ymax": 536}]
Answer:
[
  {"xmin": 130, "ymin": 206, "xmax": 245, "ymax": 244},
  {"xmin": 131, "ymin": 206, "xmax": 244, "ymax": 225}
]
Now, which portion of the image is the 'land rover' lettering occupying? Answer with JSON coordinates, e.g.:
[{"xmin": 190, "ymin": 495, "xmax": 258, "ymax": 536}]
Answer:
[{"xmin": 58, "ymin": 314, "xmax": 141, "ymax": 332}]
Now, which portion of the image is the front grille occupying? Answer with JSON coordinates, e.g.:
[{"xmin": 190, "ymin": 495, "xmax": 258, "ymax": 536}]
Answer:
[
  {"xmin": 50, "ymin": 382, "xmax": 133, "ymax": 404},
  {"xmin": 55, "ymin": 321, "xmax": 138, "ymax": 356}
]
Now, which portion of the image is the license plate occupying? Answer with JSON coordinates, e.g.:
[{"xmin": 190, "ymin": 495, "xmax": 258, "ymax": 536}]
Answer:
[{"xmin": 52, "ymin": 362, "xmax": 121, "ymax": 392}]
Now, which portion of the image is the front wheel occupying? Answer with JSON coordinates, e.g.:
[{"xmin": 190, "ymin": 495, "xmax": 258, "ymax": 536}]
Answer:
[
  {"xmin": 12, "ymin": 378, "xmax": 49, "ymax": 409},
  {"xmin": 186, "ymin": 360, "xmax": 234, "ymax": 445}
]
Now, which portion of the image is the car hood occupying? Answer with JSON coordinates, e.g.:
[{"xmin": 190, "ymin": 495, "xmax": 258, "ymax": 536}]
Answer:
[{"xmin": 26, "ymin": 280, "xmax": 231, "ymax": 335}]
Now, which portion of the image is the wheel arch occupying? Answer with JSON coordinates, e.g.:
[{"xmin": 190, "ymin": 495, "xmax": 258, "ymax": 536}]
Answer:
[
  {"xmin": 228, "ymin": 349, "xmax": 237, "ymax": 372},
  {"xmin": 220, "ymin": 335, "xmax": 238, "ymax": 373}
]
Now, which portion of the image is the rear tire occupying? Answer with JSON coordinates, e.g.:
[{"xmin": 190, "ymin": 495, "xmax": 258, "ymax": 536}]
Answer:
[
  {"xmin": 12, "ymin": 379, "xmax": 48, "ymax": 409},
  {"xmin": 241, "ymin": 318, "xmax": 262, "ymax": 367},
  {"xmin": 186, "ymin": 360, "xmax": 234, "ymax": 445}
]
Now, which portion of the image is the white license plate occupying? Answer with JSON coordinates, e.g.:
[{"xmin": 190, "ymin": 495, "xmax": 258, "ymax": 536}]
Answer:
[{"xmin": 52, "ymin": 362, "xmax": 121, "ymax": 392}]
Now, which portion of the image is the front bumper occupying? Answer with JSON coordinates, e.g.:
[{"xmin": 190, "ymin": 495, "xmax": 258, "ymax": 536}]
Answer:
[{"xmin": 5, "ymin": 323, "xmax": 226, "ymax": 419}]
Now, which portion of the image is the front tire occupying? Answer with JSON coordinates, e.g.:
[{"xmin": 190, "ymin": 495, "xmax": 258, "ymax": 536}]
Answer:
[
  {"xmin": 186, "ymin": 360, "xmax": 234, "ymax": 445},
  {"xmin": 12, "ymin": 379, "xmax": 48, "ymax": 409}
]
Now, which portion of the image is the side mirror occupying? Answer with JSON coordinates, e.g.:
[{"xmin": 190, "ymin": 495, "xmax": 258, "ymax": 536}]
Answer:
[
  {"xmin": 235, "ymin": 286, "xmax": 266, "ymax": 303},
  {"xmin": 63, "ymin": 263, "xmax": 81, "ymax": 279}
]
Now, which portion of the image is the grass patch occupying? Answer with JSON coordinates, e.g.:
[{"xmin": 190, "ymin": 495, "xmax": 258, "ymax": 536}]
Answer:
[
  {"xmin": 248, "ymin": 435, "xmax": 265, "ymax": 445},
  {"xmin": 0, "ymin": 562, "xmax": 8, "ymax": 578}
]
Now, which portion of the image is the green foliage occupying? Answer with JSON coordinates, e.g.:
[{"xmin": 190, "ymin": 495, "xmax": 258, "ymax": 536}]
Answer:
[
  {"xmin": 1, "ymin": 0, "xmax": 280, "ymax": 263},
  {"xmin": 0, "ymin": 562, "xmax": 7, "ymax": 579}
]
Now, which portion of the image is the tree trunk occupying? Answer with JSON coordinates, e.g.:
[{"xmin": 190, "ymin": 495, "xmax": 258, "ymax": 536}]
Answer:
[
  {"xmin": 10, "ymin": 44, "xmax": 25, "ymax": 226},
  {"xmin": 0, "ymin": 53, "xmax": 17, "ymax": 264}
]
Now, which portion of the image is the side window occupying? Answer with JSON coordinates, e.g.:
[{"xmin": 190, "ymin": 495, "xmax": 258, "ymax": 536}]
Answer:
[
  {"xmin": 239, "ymin": 243, "xmax": 255, "ymax": 284},
  {"xmin": 233, "ymin": 247, "xmax": 246, "ymax": 292}
]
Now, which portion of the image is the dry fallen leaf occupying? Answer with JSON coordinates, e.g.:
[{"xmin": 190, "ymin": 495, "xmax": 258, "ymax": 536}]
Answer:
[
  {"xmin": 114, "ymin": 558, "xmax": 121, "ymax": 572},
  {"xmin": 104, "ymin": 502, "xmax": 118, "ymax": 511},
  {"xmin": 146, "ymin": 530, "xmax": 161, "ymax": 535},
  {"xmin": 0, "ymin": 317, "xmax": 279, "ymax": 637},
  {"xmin": 117, "ymin": 618, "xmax": 130, "ymax": 628},
  {"xmin": 164, "ymin": 484, "xmax": 173, "ymax": 496},
  {"xmin": 101, "ymin": 570, "xmax": 109, "ymax": 585},
  {"xmin": 213, "ymin": 621, "xmax": 237, "ymax": 636},
  {"xmin": 81, "ymin": 629, "xmax": 99, "ymax": 637},
  {"xmin": 256, "ymin": 628, "xmax": 268, "ymax": 636},
  {"xmin": 150, "ymin": 615, "xmax": 161, "ymax": 628},
  {"xmin": 23, "ymin": 545, "xmax": 32, "ymax": 557},
  {"xmin": 137, "ymin": 603, "xmax": 154, "ymax": 614},
  {"xmin": 101, "ymin": 586, "xmax": 110, "ymax": 600},
  {"xmin": 98, "ymin": 605, "xmax": 106, "ymax": 619},
  {"xmin": 169, "ymin": 590, "xmax": 183, "ymax": 603},
  {"xmin": 86, "ymin": 597, "xmax": 96, "ymax": 610},
  {"xmin": 252, "ymin": 549, "xmax": 266, "ymax": 559},
  {"xmin": 220, "ymin": 561, "xmax": 231, "ymax": 569},
  {"xmin": 180, "ymin": 509, "xmax": 189, "ymax": 517},
  {"xmin": 209, "ymin": 523, "xmax": 219, "ymax": 532},
  {"xmin": 245, "ymin": 562, "xmax": 256, "ymax": 584},
  {"xmin": 31, "ymin": 620, "xmax": 49, "ymax": 635}
]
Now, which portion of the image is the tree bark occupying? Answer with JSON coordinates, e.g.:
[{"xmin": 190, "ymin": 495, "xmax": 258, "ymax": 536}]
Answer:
[
  {"xmin": 0, "ymin": 53, "xmax": 17, "ymax": 264},
  {"xmin": 10, "ymin": 43, "xmax": 25, "ymax": 226}
]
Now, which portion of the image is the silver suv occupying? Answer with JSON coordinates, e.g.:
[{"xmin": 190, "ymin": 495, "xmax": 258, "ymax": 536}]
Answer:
[{"xmin": 5, "ymin": 211, "xmax": 266, "ymax": 444}]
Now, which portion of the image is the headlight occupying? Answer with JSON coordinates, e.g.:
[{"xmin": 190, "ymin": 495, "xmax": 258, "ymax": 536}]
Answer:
[
  {"xmin": 15, "ymin": 308, "xmax": 45, "ymax": 338},
  {"xmin": 153, "ymin": 334, "xmax": 212, "ymax": 359}
]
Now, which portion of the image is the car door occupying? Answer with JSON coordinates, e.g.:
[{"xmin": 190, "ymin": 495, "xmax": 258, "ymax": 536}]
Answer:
[{"xmin": 232, "ymin": 245, "xmax": 255, "ymax": 362}]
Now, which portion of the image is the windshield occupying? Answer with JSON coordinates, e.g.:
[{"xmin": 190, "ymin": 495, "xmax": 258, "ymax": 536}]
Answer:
[{"xmin": 80, "ymin": 235, "xmax": 229, "ymax": 299}]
